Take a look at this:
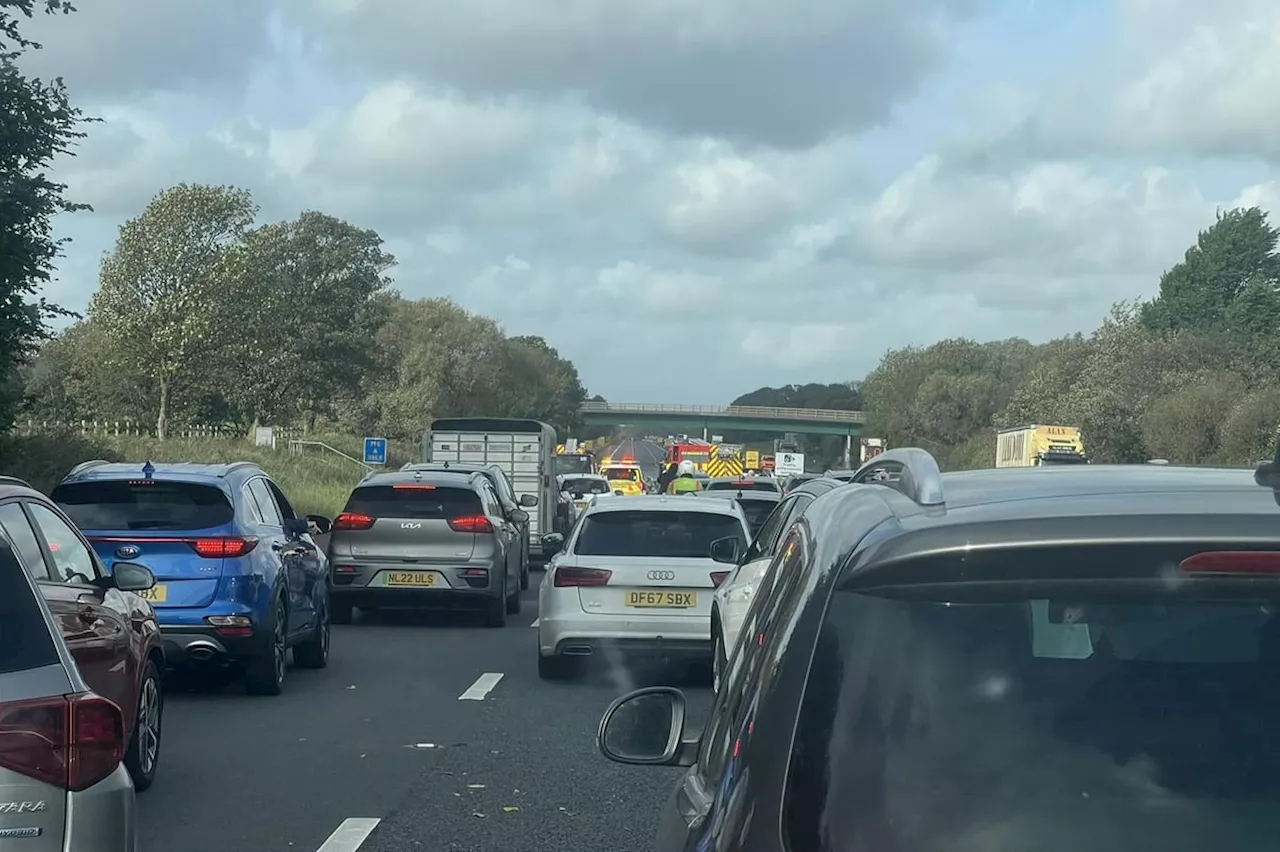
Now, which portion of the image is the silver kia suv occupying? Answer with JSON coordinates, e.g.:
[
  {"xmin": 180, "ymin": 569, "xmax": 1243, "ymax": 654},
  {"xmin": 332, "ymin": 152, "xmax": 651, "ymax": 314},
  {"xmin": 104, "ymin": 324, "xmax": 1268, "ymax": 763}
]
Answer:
[
  {"xmin": 328, "ymin": 469, "xmax": 526, "ymax": 627},
  {"xmin": 0, "ymin": 537, "xmax": 138, "ymax": 850}
]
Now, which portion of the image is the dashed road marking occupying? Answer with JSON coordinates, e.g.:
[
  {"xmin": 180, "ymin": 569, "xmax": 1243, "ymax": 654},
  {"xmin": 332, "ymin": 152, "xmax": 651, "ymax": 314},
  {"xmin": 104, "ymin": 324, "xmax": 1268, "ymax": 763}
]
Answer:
[
  {"xmin": 530, "ymin": 617, "xmax": 540, "ymax": 628},
  {"xmin": 459, "ymin": 672, "xmax": 505, "ymax": 700},
  {"xmin": 317, "ymin": 818, "xmax": 380, "ymax": 851}
]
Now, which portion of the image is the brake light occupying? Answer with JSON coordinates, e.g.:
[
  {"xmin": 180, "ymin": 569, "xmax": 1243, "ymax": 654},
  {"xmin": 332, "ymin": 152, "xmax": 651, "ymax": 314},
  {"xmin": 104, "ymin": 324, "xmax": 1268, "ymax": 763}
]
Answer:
[
  {"xmin": 334, "ymin": 512, "xmax": 376, "ymax": 531},
  {"xmin": 1180, "ymin": 551, "xmax": 1280, "ymax": 574},
  {"xmin": 732, "ymin": 481, "xmax": 754, "ymax": 487},
  {"xmin": 711, "ymin": 571, "xmax": 729, "ymax": 587},
  {"xmin": 126, "ymin": 480, "xmax": 155, "ymax": 486},
  {"xmin": 0, "ymin": 692, "xmax": 125, "ymax": 792},
  {"xmin": 554, "ymin": 566, "xmax": 612, "ymax": 587},
  {"xmin": 394, "ymin": 484, "xmax": 436, "ymax": 490},
  {"xmin": 188, "ymin": 537, "xmax": 257, "ymax": 558},
  {"xmin": 449, "ymin": 515, "xmax": 494, "ymax": 533}
]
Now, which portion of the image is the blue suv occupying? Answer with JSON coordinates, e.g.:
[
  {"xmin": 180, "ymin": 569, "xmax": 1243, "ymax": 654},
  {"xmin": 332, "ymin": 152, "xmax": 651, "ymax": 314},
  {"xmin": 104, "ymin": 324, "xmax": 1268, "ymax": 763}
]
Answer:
[{"xmin": 52, "ymin": 461, "xmax": 334, "ymax": 696}]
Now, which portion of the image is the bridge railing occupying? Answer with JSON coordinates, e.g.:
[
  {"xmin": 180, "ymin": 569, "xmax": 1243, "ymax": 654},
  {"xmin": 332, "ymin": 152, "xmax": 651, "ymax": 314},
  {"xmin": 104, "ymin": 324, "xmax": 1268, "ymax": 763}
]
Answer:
[{"xmin": 580, "ymin": 401, "xmax": 865, "ymax": 423}]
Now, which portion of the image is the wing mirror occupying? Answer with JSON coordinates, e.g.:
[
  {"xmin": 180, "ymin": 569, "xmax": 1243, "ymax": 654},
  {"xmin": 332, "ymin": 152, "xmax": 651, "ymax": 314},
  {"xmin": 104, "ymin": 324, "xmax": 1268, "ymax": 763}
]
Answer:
[
  {"xmin": 305, "ymin": 514, "xmax": 332, "ymax": 535},
  {"xmin": 597, "ymin": 687, "xmax": 697, "ymax": 767},
  {"xmin": 541, "ymin": 532, "xmax": 565, "ymax": 555},
  {"xmin": 509, "ymin": 509, "xmax": 530, "ymax": 524},
  {"xmin": 112, "ymin": 561, "xmax": 156, "ymax": 593},
  {"xmin": 519, "ymin": 494, "xmax": 539, "ymax": 507},
  {"xmin": 708, "ymin": 536, "xmax": 741, "ymax": 565}
]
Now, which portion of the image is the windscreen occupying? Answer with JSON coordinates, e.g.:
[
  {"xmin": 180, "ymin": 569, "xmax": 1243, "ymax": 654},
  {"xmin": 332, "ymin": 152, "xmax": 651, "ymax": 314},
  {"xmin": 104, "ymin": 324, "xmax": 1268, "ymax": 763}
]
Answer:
[
  {"xmin": 705, "ymin": 480, "xmax": 778, "ymax": 492},
  {"xmin": 54, "ymin": 480, "xmax": 235, "ymax": 530},
  {"xmin": 0, "ymin": 542, "xmax": 60, "ymax": 675},
  {"xmin": 601, "ymin": 467, "xmax": 640, "ymax": 481},
  {"xmin": 554, "ymin": 456, "xmax": 592, "ymax": 475},
  {"xmin": 563, "ymin": 478, "xmax": 609, "ymax": 495},
  {"xmin": 679, "ymin": 451, "xmax": 710, "ymax": 464},
  {"xmin": 344, "ymin": 486, "xmax": 482, "ymax": 519},
  {"xmin": 575, "ymin": 511, "xmax": 745, "ymax": 558},
  {"xmin": 787, "ymin": 588, "xmax": 1280, "ymax": 852}
]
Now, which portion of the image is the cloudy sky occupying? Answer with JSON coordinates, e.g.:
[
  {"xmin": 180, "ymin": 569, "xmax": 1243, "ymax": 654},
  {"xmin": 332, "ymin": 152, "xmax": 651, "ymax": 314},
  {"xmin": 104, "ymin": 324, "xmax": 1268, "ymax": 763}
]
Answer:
[{"xmin": 19, "ymin": 0, "xmax": 1280, "ymax": 404}]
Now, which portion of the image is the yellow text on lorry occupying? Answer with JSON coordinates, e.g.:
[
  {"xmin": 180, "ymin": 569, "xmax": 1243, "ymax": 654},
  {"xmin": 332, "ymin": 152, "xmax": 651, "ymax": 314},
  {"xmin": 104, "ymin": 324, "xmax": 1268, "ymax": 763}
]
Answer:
[{"xmin": 995, "ymin": 425, "xmax": 1087, "ymax": 468}]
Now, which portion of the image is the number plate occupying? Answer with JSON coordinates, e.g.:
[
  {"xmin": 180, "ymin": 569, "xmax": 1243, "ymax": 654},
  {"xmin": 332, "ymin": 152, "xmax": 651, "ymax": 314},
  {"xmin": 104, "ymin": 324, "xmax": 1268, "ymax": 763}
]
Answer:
[
  {"xmin": 384, "ymin": 571, "xmax": 438, "ymax": 587},
  {"xmin": 626, "ymin": 590, "xmax": 697, "ymax": 608},
  {"xmin": 137, "ymin": 584, "xmax": 167, "ymax": 603}
]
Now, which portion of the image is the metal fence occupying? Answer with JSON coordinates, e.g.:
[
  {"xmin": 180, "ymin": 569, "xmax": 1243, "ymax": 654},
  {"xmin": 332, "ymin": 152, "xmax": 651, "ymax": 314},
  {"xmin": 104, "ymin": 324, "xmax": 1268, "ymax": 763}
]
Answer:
[
  {"xmin": 14, "ymin": 420, "xmax": 306, "ymax": 440},
  {"xmin": 579, "ymin": 401, "xmax": 865, "ymax": 423}
]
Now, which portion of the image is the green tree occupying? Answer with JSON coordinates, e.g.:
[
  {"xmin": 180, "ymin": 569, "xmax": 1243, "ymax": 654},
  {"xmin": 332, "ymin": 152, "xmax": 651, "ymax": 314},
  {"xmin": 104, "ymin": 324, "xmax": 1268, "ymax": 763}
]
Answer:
[
  {"xmin": 90, "ymin": 184, "xmax": 257, "ymax": 439},
  {"xmin": 500, "ymin": 335, "xmax": 587, "ymax": 435},
  {"xmin": 225, "ymin": 211, "xmax": 395, "ymax": 431},
  {"xmin": 0, "ymin": 0, "xmax": 89, "ymax": 430}
]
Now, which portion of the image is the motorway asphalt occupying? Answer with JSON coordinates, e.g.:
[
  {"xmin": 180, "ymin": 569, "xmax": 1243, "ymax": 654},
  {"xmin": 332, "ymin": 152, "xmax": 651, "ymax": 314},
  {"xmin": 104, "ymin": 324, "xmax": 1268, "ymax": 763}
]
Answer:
[
  {"xmin": 599, "ymin": 438, "xmax": 667, "ymax": 481},
  {"xmin": 137, "ymin": 571, "xmax": 713, "ymax": 852}
]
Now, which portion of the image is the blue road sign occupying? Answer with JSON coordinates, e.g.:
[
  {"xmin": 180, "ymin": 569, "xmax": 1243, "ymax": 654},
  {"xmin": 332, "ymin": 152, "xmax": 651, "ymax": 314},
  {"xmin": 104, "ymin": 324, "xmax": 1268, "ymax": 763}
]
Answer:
[{"xmin": 363, "ymin": 437, "xmax": 388, "ymax": 466}]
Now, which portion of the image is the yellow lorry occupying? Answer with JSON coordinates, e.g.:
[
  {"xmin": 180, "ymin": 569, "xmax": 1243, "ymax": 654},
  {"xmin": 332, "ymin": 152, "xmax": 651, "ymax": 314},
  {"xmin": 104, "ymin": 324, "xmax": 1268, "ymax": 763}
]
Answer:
[{"xmin": 996, "ymin": 425, "xmax": 1088, "ymax": 468}]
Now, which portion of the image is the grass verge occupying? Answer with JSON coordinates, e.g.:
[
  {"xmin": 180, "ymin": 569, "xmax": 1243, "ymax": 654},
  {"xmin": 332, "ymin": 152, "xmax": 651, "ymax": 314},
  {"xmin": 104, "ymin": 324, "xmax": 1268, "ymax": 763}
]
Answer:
[{"xmin": 0, "ymin": 430, "xmax": 418, "ymax": 517}]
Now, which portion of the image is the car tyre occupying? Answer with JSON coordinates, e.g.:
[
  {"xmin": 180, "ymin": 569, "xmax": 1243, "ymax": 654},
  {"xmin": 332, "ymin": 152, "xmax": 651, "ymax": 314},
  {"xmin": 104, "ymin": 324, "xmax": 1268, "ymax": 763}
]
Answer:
[
  {"xmin": 293, "ymin": 588, "xmax": 330, "ymax": 669},
  {"xmin": 331, "ymin": 600, "xmax": 354, "ymax": 624},
  {"xmin": 124, "ymin": 659, "xmax": 163, "ymax": 792},
  {"xmin": 244, "ymin": 597, "xmax": 287, "ymax": 696},
  {"xmin": 506, "ymin": 572, "xmax": 522, "ymax": 615},
  {"xmin": 537, "ymin": 653, "xmax": 576, "ymax": 680},
  {"xmin": 485, "ymin": 576, "xmax": 508, "ymax": 628}
]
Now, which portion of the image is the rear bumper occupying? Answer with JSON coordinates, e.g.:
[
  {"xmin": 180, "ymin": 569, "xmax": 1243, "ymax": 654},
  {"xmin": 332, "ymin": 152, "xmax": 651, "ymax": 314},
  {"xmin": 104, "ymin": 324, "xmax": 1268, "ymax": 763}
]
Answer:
[
  {"xmin": 330, "ymin": 558, "xmax": 507, "ymax": 607},
  {"xmin": 537, "ymin": 606, "xmax": 711, "ymax": 660},
  {"xmin": 66, "ymin": 763, "xmax": 136, "ymax": 852},
  {"xmin": 158, "ymin": 625, "xmax": 265, "ymax": 667},
  {"xmin": 331, "ymin": 585, "xmax": 497, "ymax": 610}
]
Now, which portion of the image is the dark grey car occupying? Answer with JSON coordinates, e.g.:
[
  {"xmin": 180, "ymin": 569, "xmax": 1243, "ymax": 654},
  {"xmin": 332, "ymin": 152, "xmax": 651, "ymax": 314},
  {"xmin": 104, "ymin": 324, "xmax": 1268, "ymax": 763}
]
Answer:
[{"xmin": 328, "ymin": 470, "xmax": 525, "ymax": 627}]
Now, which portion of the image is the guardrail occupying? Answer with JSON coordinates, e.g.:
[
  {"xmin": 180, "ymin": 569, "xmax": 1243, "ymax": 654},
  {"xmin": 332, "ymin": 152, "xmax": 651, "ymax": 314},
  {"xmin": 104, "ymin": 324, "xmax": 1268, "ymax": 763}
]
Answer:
[
  {"xmin": 579, "ymin": 401, "xmax": 865, "ymax": 423},
  {"xmin": 287, "ymin": 440, "xmax": 372, "ymax": 471}
]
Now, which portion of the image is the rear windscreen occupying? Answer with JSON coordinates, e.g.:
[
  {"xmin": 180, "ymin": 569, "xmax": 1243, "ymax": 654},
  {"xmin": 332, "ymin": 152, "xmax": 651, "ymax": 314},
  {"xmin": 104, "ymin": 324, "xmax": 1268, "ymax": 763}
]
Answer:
[
  {"xmin": 705, "ymin": 480, "xmax": 778, "ymax": 492},
  {"xmin": 575, "ymin": 511, "xmax": 745, "ymax": 558},
  {"xmin": 554, "ymin": 456, "xmax": 592, "ymax": 476},
  {"xmin": 54, "ymin": 481, "xmax": 234, "ymax": 531},
  {"xmin": 345, "ymin": 486, "xmax": 482, "ymax": 519},
  {"xmin": 788, "ymin": 589, "xmax": 1280, "ymax": 852},
  {"xmin": 602, "ymin": 468, "xmax": 640, "ymax": 481},
  {"xmin": 563, "ymin": 478, "xmax": 609, "ymax": 495},
  {"xmin": 0, "ymin": 542, "xmax": 60, "ymax": 675}
]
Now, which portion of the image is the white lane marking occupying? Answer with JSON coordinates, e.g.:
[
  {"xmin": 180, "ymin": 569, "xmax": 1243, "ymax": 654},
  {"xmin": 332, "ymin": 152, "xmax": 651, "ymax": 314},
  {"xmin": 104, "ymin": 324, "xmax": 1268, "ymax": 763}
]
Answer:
[
  {"xmin": 459, "ymin": 672, "xmax": 505, "ymax": 700},
  {"xmin": 317, "ymin": 818, "xmax": 380, "ymax": 852},
  {"xmin": 530, "ymin": 617, "xmax": 540, "ymax": 628}
]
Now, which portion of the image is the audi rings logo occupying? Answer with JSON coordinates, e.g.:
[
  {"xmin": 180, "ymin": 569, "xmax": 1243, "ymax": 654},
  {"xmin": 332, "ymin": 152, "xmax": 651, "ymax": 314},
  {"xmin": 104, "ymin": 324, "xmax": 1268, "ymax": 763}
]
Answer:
[{"xmin": 647, "ymin": 570, "xmax": 676, "ymax": 581}]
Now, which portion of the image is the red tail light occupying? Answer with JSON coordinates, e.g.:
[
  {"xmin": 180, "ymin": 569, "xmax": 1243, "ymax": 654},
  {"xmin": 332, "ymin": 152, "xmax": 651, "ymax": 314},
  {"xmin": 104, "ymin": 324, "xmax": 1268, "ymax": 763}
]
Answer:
[
  {"xmin": 1180, "ymin": 551, "xmax": 1280, "ymax": 574},
  {"xmin": 188, "ymin": 537, "xmax": 258, "ymax": 558},
  {"xmin": 554, "ymin": 566, "xmax": 612, "ymax": 587},
  {"xmin": 449, "ymin": 515, "xmax": 494, "ymax": 533},
  {"xmin": 0, "ymin": 692, "xmax": 126, "ymax": 792},
  {"xmin": 334, "ymin": 512, "xmax": 376, "ymax": 531},
  {"xmin": 711, "ymin": 571, "xmax": 729, "ymax": 587}
]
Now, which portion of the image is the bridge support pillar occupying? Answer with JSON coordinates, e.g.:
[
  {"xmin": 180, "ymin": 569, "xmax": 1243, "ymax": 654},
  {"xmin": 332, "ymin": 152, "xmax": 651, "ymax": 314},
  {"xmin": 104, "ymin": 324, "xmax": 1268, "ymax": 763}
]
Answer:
[
  {"xmin": 844, "ymin": 433, "xmax": 852, "ymax": 468},
  {"xmin": 703, "ymin": 425, "xmax": 708, "ymax": 441}
]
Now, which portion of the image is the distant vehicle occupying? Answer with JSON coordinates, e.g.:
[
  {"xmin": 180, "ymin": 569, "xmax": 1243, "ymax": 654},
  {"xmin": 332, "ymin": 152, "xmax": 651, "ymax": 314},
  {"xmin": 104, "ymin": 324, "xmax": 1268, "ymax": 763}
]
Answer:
[
  {"xmin": 698, "ymin": 488, "xmax": 781, "ymax": 537},
  {"xmin": 555, "ymin": 473, "xmax": 610, "ymax": 535},
  {"xmin": 996, "ymin": 424, "xmax": 1088, "ymax": 467},
  {"xmin": 0, "ymin": 534, "xmax": 138, "ymax": 850},
  {"xmin": 54, "ymin": 461, "xmax": 332, "ymax": 696},
  {"xmin": 536, "ymin": 495, "xmax": 750, "ymax": 679},
  {"xmin": 600, "ymin": 460, "xmax": 646, "ymax": 496},
  {"xmin": 600, "ymin": 447, "xmax": 1280, "ymax": 851},
  {"xmin": 780, "ymin": 472, "xmax": 821, "ymax": 493},
  {"xmin": 702, "ymin": 476, "xmax": 781, "ymax": 494},
  {"xmin": 553, "ymin": 453, "xmax": 595, "ymax": 476},
  {"xmin": 328, "ymin": 468, "xmax": 525, "ymax": 627},
  {"xmin": 426, "ymin": 417, "xmax": 555, "ymax": 563}
]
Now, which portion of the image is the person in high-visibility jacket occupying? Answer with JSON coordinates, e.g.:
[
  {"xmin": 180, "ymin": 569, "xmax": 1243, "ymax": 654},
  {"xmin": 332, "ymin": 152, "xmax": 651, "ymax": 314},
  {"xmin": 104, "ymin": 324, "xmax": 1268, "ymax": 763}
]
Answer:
[{"xmin": 668, "ymin": 459, "xmax": 702, "ymax": 494}]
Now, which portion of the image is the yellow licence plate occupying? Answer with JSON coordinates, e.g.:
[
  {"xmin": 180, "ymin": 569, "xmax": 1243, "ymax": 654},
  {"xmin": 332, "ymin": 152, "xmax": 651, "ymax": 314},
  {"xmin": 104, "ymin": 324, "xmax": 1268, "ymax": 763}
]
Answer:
[
  {"xmin": 385, "ymin": 571, "xmax": 437, "ymax": 587},
  {"xmin": 626, "ymin": 590, "xmax": 697, "ymax": 608},
  {"xmin": 137, "ymin": 584, "xmax": 167, "ymax": 603}
]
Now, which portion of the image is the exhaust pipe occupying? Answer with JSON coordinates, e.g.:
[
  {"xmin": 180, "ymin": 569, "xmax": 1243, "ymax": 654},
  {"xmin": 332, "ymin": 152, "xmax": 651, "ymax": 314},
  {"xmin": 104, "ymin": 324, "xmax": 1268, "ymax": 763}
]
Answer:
[{"xmin": 186, "ymin": 641, "xmax": 219, "ymax": 662}]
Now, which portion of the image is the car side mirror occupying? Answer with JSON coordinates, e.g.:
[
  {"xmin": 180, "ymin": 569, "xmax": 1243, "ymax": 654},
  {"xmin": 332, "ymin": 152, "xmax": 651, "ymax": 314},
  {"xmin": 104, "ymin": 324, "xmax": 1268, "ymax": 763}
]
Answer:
[
  {"xmin": 305, "ymin": 514, "xmax": 332, "ymax": 535},
  {"xmin": 509, "ymin": 509, "xmax": 530, "ymax": 525},
  {"xmin": 597, "ymin": 687, "xmax": 696, "ymax": 767},
  {"xmin": 708, "ymin": 536, "xmax": 741, "ymax": 565},
  {"xmin": 541, "ymin": 532, "xmax": 565, "ymax": 555},
  {"xmin": 112, "ymin": 561, "xmax": 156, "ymax": 593},
  {"xmin": 283, "ymin": 517, "xmax": 309, "ymax": 538},
  {"xmin": 519, "ymin": 494, "xmax": 539, "ymax": 507}
]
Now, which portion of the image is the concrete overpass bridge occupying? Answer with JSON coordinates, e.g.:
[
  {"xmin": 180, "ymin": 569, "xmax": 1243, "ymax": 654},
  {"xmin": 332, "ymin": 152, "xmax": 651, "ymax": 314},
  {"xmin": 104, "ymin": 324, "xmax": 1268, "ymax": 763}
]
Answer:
[{"xmin": 579, "ymin": 401, "xmax": 865, "ymax": 438}]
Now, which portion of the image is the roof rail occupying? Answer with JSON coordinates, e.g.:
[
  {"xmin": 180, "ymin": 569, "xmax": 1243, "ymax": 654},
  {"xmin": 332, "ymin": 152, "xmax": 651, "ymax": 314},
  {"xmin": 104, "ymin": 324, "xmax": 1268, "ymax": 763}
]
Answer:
[
  {"xmin": 67, "ymin": 459, "xmax": 112, "ymax": 477},
  {"xmin": 0, "ymin": 475, "xmax": 34, "ymax": 490},
  {"xmin": 848, "ymin": 447, "xmax": 945, "ymax": 507}
]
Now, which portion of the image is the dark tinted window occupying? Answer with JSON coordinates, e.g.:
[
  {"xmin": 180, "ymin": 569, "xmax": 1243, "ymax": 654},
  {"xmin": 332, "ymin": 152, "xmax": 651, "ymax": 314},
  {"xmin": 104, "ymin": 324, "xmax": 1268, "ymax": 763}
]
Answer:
[
  {"xmin": 705, "ymin": 480, "xmax": 779, "ymax": 492},
  {"xmin": 345, "ymin": 485, "xmax": 482, "ymax": 519},
  {"xmin": 788, "ymin": 588, "xmax": 1280, "ymax": 852},
  {"xmin": 575, "ymin": 511, "xmax": 745, "ymax": 558},
  {"xmin": 562, "ymin": 478, "xmax": 609, "ymax": 495},
  {"xmin": 735, "ymin": 498, "xmax": 779, "ymax": 533},
  {"xmin": 0, "ymin": 503, "xmax": 49, "ymax": 581},
  {"xmin": 601, "ymin": 467, "xmax": 640, "ymax": 481},
  {"xmin": 54, "ymin": 480, "xmax": 234, "ymax": 530},
  {"xmin": 0, "ymin": 541, "xmax": 60, "ymax": 675}
]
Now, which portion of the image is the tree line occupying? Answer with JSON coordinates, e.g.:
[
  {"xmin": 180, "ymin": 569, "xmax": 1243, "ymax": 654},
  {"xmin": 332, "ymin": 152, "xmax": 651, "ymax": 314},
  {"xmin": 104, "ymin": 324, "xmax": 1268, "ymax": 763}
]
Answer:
[
  {"xmin": 19, "ymin": 183, "xmax": 592, "ymax": 440},
  {"xmin": 858, "ymin": 206, "xmax": 1280, "ymax": 470}
]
